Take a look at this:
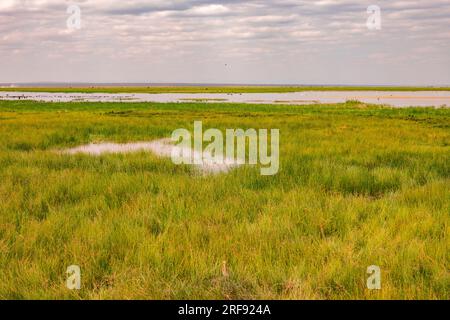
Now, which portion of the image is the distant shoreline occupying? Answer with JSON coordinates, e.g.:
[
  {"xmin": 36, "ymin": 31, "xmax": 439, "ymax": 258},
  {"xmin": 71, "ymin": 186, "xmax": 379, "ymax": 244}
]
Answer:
[{"xmin": 1, "ymin": 85, "xmax": 450, "ymax": 94}]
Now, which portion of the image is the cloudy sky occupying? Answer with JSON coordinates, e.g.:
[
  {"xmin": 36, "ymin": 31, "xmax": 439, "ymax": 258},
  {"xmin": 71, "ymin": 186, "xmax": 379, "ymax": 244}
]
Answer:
[{"xmin": 0, "ymin": 0, "xmax": 449, "ymax": 85}]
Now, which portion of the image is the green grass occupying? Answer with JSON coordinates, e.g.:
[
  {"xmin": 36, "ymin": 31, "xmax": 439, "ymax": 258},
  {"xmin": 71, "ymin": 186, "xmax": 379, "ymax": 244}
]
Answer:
[
  {"xmin": 0, "ymin": 100, "xmax": 448, "ymax": 300},
  {"xmin": 1, "ymin": 85, "xmax": 450, "ymax": 94}
]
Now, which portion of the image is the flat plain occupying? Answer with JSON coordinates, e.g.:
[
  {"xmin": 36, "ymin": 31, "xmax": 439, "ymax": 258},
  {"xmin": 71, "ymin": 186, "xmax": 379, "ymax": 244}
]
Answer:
[
  {"xmin": 1, "ymin": 85, "xmax": 450, "ymax": 94},
  {"xmin": 0, "ymin": 100, "xmax": 448, "ymax": 299}
]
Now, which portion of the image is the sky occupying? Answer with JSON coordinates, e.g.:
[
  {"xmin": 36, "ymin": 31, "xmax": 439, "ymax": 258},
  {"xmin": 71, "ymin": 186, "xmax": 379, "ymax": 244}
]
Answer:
[{"xmin": 0, "ymin": 0, "xmax": 449, "ymax": 85}]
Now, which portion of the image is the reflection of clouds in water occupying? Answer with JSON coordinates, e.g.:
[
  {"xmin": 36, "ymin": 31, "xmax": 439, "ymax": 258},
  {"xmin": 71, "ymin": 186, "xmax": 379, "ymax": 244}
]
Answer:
[{"xmin": 61, "ymin": 139, "xmax": 240, "ymax": 174}]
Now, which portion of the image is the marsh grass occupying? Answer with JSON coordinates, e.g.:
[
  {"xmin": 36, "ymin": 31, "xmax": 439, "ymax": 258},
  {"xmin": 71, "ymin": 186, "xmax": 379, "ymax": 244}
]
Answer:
[{"xmin": 0, "ymin": 100, "xmax": 448, "ymax": 299}]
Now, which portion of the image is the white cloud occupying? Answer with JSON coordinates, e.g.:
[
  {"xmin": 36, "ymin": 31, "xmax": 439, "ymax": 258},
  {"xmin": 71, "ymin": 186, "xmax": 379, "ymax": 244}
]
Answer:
[{"xmin": 187, "ymin": 4, "xmax": 230, "ymax": 16}]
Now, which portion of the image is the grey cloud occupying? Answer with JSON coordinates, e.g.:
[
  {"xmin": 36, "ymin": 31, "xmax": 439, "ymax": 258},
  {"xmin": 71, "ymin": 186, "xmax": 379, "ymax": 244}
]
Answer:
[{"xmin": 0, "ymin": 0, "xmax": 449, "ymax": 85}]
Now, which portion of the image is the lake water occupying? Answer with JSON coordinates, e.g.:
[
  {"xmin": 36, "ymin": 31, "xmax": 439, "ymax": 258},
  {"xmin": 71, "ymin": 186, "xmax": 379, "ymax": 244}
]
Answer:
[
  {"xmin": 61, "ymin": 139, "xmax": 239, "ymax": 175},
  {"xmin": 1, "ymin": 91, "xmax": 449, "ymax": 107}
]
